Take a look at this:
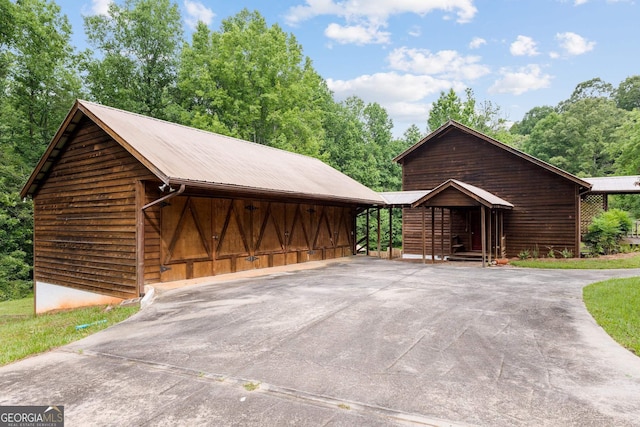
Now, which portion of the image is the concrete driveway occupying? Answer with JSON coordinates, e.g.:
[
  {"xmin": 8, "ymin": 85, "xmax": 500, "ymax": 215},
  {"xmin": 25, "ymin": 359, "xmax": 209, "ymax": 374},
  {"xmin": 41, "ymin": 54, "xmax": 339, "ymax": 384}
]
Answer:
[{"xmin": 2, "ymin": 258, "xmax": 640, "ymax": 426}]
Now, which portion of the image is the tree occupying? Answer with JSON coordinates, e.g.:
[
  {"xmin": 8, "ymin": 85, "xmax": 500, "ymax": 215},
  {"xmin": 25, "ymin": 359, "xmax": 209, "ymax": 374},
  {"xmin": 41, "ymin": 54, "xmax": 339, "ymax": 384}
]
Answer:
[
  {"xmin": 522, "ymin": 98, "xmax": 627, "ymax": 176},
  {"xmin": 0, "ymin": 0, "xmax": 81, "ymax": 299},
  {"xmin": 510, "ymin": 105, "xmax": 555, "ymax": 136},
  {"xmin": 174, "ymin": 10, "xmax": 331, "ymax": 157},
  {"xmin": 558, "ymin": 77, "xmax": 614, "ymax": 111},
  {"xmin": 427, "ymin": 87, "xmax": 504, "ymax": 134},
  {"xmin": 83, "ymin": 0, "xmax": 183, "ymax": 118},
  {"xmin": 615, "ymin": 75, "xmax": 640, "ymax": 111}
]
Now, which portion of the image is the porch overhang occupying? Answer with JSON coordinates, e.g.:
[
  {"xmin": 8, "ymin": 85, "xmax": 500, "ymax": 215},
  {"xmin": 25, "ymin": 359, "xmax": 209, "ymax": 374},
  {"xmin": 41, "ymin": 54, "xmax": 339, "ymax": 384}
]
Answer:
[{"xmin": 411, "ymin": 179, "xmax": 514, "ymax": 210}]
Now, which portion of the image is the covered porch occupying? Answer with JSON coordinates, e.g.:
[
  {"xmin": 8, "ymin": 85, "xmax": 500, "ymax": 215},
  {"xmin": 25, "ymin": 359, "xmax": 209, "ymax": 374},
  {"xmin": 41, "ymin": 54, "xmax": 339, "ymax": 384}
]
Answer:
[{"xmin": 379, "ymin": 180, "xmax": 513, "ymax": 267}]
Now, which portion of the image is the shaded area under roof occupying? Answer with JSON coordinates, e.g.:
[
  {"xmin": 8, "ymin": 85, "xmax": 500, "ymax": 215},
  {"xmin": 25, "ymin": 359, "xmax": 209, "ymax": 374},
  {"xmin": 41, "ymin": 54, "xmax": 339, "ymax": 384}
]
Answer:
[
  {"xmin": 22, "ymin": 100, "xmax": 385, "ymax": 205},
  {"xmin": 583, "ymin": 176, "xmax": 640, "ymax": 194}
]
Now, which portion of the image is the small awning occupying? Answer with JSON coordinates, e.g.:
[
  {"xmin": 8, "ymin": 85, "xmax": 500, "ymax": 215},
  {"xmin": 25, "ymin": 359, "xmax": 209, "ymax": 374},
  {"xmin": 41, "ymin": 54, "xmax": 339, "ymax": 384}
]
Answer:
[
  {"xmin": 583, "ymin": 176, "xmax": 640, "ymax": 194},
  {"xmin": 379, "ymin": 190, "xmax": 431, "ymax": 207},
  {"xmin": 411, "ymin": 179, "xmax": 514, "ymax": 209}
]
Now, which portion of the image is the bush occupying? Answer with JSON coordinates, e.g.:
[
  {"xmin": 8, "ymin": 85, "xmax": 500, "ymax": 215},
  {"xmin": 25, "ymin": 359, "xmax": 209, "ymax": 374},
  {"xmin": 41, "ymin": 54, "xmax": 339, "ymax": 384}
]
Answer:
[
  {"xmin": 583, "ymin": 209, "xmax": 633, "ymax": 255},
  {"xmin": 0, "ymin": 251, "xmax": 32, "ymax": 301}
]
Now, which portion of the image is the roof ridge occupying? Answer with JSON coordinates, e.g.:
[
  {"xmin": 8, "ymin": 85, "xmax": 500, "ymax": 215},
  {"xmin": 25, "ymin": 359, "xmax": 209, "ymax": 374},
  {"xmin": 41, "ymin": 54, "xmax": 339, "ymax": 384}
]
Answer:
[{"xmin": 77, "ymin": 99, "xmax": 324, "ymax": 163}]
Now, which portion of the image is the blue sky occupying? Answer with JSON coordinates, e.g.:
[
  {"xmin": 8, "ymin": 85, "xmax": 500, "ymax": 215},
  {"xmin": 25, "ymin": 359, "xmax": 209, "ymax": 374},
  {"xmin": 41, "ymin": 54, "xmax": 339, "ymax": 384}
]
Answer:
[{"xmin": 56, "ymin": 0, "xmax": 639, "ymax": 136}]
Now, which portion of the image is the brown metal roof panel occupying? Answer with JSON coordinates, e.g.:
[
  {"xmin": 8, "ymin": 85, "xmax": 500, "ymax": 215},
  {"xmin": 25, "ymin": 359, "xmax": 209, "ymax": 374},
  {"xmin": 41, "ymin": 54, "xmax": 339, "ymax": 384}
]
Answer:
[{"xmin": 76, "ymin": 101, "xmax": 385, "ymax": 205}]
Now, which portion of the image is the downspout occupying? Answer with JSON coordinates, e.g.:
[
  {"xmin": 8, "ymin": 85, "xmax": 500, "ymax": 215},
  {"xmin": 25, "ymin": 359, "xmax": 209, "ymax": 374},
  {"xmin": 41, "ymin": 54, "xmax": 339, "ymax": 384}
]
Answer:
[
  {"xmin": 137, "ymin": 183, "xmax": 185, "ymax": 295},
  {"xmin": 142, "ymin": 184, "xmax": 186, "ymax": 211}
]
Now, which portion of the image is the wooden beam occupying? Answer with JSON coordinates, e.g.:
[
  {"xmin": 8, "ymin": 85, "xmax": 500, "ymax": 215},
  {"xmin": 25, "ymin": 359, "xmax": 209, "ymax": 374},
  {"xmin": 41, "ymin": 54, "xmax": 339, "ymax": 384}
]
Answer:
[
  {"xmin": 377, "ymin": 207, "xmax": 381, "ymax": 258},
  {"xmin": 431, "ymin": 207, "xmax": 435, "ymax": 264},
  {"xmin": 481, "ymin": 206, "xmax": 486, "ymax": 268},
  {"xmin": 440, "ymin": 208, "xmax": 444, "ymax": 262},
  {"xmin": 366, "ymin": 208, "xmax": 370, "ymax": 256},
  {"xmin": 135, "ymin": 180, "xmax": 145, "ymax": 296},
  {"xmin": 422, "ymin": 207, "xmax": 426, "ymax": 264},
  {"xmin": 388, "ymin": 207, "xmax": 393, "ymax": 260}
]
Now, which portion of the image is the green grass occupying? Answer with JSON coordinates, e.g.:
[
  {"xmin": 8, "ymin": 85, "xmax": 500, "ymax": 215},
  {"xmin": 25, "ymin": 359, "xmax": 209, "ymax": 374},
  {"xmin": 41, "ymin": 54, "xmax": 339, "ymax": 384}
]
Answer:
[
  {"xmin": 510, "ymin": 254, "xmax": 640, "ymax": 269},
  {"xmin": 0, "ymin": 297, "xmax": 139, "ymax": 366},
  {"xmin": 583, "ymin": 277, "xmax": 640, "ymax": 355}
]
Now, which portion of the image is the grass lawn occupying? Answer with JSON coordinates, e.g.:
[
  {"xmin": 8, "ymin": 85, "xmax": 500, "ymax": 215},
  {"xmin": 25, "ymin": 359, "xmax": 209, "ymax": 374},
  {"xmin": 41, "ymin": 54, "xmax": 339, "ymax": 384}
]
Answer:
[
  {"xmin": 583, "ymin": 277, "xmax": 640, "ymax": 356},
  {"xmin": 0, "ymin": 296, "xmax": 139, "ymax": 366},
  {"xmin": 510, "ymin": 253, "xmax": 640, "ymax": 269}
]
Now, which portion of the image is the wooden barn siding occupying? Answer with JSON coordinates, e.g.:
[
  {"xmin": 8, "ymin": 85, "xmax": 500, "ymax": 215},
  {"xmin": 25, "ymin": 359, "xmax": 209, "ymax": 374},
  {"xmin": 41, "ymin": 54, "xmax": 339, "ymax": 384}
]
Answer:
[
  {"xmin": 401, "ymin": 129, "xmax": 579, "ymax": 257},
  {"xmin": 156, "ymin": 195, "xmax": 355, "ymax": 282},
  {"xmin": 33, "ymin": 118, "xmax": 156, "ymax": 299}
]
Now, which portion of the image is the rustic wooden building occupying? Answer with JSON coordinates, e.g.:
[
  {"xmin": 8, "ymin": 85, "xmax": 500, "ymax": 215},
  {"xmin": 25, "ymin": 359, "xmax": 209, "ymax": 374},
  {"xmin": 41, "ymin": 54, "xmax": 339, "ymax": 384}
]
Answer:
[
  {"xmin": 393, "ymin": 120, "xmax": 592, "ymax": 261},
  {"xmin": 21, "ymin": 100, "xmax": 384, "ymax": 312}
]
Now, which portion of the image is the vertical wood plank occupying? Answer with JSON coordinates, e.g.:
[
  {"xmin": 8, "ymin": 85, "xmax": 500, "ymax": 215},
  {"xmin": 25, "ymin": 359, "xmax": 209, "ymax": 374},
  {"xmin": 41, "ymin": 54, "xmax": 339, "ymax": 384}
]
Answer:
[{"xmin": 136, "ymin": 180, "xmax": 145, "ymax": 296}]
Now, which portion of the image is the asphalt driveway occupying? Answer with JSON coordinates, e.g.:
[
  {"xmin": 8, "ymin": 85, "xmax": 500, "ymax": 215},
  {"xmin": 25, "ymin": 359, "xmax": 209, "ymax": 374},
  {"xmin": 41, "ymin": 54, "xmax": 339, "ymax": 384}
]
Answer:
[{"xmin": 2, "ymin": 257, "xmax": 640, "ymax": 426}]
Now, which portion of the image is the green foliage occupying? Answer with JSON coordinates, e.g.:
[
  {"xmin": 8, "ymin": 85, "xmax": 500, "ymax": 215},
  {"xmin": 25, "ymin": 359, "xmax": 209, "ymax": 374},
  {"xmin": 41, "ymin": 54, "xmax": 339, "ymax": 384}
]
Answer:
[
  {"xmin": 83, "ymin": 0, "xmax": 183, "ymax": 118},
  {"xmin": 517, "ymin": 249, "xmax": 530, "ymax": 260},
  {"xmin": 583, "ymin": 277, "xmax": 640, "ymax": 355},
  {"xmin": 522, "ymin": 98, "xmax": 627, "ymax": 176},
  {"xmin": 427, "ymin": 87, "xmax": 505, "ymax": 135},
  {"xmin": 510, "ymin": 105, "xmax": 555, "ymax": 136},
  {"xmin": 615, "ymin": 75, "xmax": 640, "ymax": 111},
  {"xmin": 613, "ymin": 109, "xmax": 640, "ymax": 175},
  {"xmin": 174, "ymin": 10, "xmax": 330, "ymax": 158},
  {"xmin": 583, "ymin": 209, "xmax": 633, "ymax": 255}
]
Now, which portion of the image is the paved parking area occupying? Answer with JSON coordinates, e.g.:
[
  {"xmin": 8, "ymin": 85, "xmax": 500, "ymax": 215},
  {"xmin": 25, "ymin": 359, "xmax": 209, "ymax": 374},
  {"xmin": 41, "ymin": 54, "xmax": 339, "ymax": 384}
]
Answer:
[{"xmin": 2, "ymin": 257, "xmax": 640, "ymax": 426}]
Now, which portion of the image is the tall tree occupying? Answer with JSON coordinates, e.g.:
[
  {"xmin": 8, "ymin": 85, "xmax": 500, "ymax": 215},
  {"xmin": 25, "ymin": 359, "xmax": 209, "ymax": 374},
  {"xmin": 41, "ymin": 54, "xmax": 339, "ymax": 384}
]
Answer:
[
  {"xmin": 510, "ymin": 105, "xmax": 555, "ymax": 136},
  {"xmin": 615, "ymin": 75, "xmax": 640, "ymax": 111},
  {"xmin": 0, "ymin": 0, "xmax": 80, "ymax": 299},
  {"xmin": 522, "ymin": 98, "xmax": 627, "ymax": 176},
  {"xmin": 83, "ymin": 0, "xmax": 183, "ymax": 118},
  {"xmin": 427, "ymin": 87, "xmax": 504, "ymax": 134},
  {"xmin": 558, "ymin": 77, "xmax": 614, "ymax": 111},
  {"xmin": 174, "ymin": 10, "xmax": 331, "ymax": 158}
]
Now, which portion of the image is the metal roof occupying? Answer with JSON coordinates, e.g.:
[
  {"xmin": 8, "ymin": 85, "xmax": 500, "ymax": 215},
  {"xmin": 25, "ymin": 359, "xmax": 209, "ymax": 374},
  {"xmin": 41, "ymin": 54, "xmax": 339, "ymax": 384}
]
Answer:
[
  {"xmin": 583, "ymin": 176, "xmax": 640, "ymax": 194},
  {"xmin": 22, "ymin": 100, "xmax": 385, "ymax": 205},
  {"xmin": 412, "ymin": 179, "xmax": 514, "ymax": 209},
  {"xmin": 378, "ymin": 190, "xmax": 431, "ymax": 206}
]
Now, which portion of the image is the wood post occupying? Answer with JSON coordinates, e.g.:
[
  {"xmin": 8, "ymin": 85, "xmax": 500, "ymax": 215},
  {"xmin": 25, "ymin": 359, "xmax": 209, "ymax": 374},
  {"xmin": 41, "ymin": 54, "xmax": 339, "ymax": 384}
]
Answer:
[
  {"xmin": 431, "ymin": 207, "xmax": 435, "ymax": 264},
  {"xmin": 377, "ymin": 207, "xmax": 381, "ymax": 258},
  {"xmin": 388, "ymin": 207, "xmax": 393, "ymax": 260},
  {"xmin": 135, "ymin": 181, "xmax": 145, "ymax": 296},
  {"xmin": 422, "ymin": 207, "xmax": 426, "ymax": 264},
  {"xmin": 481, "ymin": 205, "xmax": 486, "ymax": 268},
  {"xmin": 365, "ymin": 208, "xmax": 370, "ymax": 256}
]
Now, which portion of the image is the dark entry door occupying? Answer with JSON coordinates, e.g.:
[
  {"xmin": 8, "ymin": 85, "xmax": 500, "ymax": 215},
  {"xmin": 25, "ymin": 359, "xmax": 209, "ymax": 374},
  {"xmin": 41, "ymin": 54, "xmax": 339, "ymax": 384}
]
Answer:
[{"xmin": 470, "ymin": 209, "xmax": 482, "ymax": 251}]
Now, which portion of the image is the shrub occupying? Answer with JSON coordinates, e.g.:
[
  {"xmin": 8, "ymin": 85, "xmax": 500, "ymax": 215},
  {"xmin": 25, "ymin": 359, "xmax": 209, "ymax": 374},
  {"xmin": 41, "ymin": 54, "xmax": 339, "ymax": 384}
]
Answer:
[
  {"xmin": 0, "ymin": 251, "xmax": 32, "ymax": 301},
  {"xmin": 583, "ymin": 209, "xmax": 633, "ymax": 255}
]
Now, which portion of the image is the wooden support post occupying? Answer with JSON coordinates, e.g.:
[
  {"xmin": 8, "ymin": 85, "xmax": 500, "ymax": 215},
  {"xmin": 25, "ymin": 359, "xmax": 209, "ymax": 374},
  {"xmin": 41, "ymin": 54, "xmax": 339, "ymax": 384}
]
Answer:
[
  {"xmin": 431, "ymin": 207, "xmax": 435, "ymax": 264},
  {"xmin": 135, "ymin": 181, "xmax": 146, "ymax": 296},
  {"xmin": 422, "ymin": 207, "xmax": 426, "ymax": 264},
  {"xmin": 488, "ymin": 208, "xmax": 492, "ymax": 265},
  {"xmin": 365, "ymin": 208, "xmax": 370, "ymax": 256},
  {"xmin": 481, "ymin": 206, "xmax": 486, "ymax": 268},
  {"xmin": 440, "ymin": 208, "xmax": 444, "ymax": 262},
  {"xmin": 377, "ymin": 207, "xmax": 381, "ymax": 258},
  {"xmin": 388, "ymin": 207, "xmax": 393, "ymax": 260}
]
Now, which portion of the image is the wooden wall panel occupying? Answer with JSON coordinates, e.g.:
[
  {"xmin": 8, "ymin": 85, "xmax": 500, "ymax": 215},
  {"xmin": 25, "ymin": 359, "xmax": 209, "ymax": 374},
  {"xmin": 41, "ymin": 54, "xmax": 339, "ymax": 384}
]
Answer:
[
  {"xmin": 158, "ymin": 196, "xmax": 356, "ymax": 282},
  {"xmin": 33, "ymin": 118, "xmax": 157, "ymax": 299},
  {"xmin": 400, "ymin": 129, "xmax": 579, "ymax": 257}
]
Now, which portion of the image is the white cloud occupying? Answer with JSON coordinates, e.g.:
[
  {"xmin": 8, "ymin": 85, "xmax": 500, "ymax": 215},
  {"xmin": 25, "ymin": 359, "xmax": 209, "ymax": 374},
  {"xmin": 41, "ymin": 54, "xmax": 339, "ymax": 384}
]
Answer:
[
  {"xmin": 574, "ymin": 0, "xmax": 588, "ymax": 5},
  {"xmin": 324, "ymin": 22, "xmax": 391, "ymax": 45},
  {"xmin": 286, "ymin": 0, "xmax": 478, "ymax": 25},
  {"xmin": 555, "ymin": 32, "xmax": 595, "ymax": 56},
  {"xmin": 387, "ymin": 47, "xmax": 490, "ymax": 80},
  {"xmin": 489, "ymin": 64, "xmax": 553, "ymax": 95},
  {"xmin": 328, "ymin": 72, "xmax": 465, "ymax": 125},
  {"xmin": 469, "ymin": 37, "xmax": 486, "ymax": 49},
  {"xmin": 184, "ymin": 0, "xmax": 215, "ymax": 30},
  {"xmin": 510, "ymin": 35, "xmax": 539, "ymax": 56},
  {"xmin": 89, "ymin": 0, "xmax": 111, "ymax": 15},
  {"xmin": 286, "ymin": 0, "xmax": 478, "ymax": 46}
]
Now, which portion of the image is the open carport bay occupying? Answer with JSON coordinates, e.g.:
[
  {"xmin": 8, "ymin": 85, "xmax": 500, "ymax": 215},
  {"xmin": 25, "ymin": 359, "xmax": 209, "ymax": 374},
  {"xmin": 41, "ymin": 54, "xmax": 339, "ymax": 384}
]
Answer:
[{"xmin": 2, "ymin": 257, "xmax": 640, "ymax": 426}]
